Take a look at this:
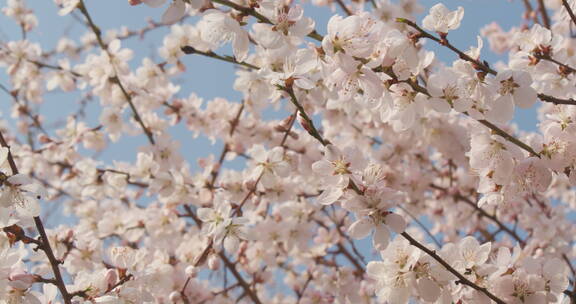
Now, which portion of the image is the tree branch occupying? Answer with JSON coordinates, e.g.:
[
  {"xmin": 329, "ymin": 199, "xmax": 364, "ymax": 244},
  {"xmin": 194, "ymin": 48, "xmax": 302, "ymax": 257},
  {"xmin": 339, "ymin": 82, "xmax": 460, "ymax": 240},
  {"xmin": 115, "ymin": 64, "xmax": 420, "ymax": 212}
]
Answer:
[
  {"xmin": 401, "ymin": 232, "xmax": 506, "ymax": 304},
  {"xmin": 0, "ymin": 131, "xmax": 72, "ymax": 304},
  {"xmin": 537, "ymin": 0, "xmax": 551, "ymax": 29}
]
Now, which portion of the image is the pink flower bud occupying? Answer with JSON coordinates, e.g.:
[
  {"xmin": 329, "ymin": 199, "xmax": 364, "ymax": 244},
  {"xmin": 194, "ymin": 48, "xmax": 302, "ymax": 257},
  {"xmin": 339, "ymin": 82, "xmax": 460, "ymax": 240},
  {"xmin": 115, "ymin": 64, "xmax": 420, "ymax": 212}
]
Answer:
[
  {"xmin": 9, "ymin": 269, "xmax": 35, "ymax": 290},
  {"xmin": 105, "ymin": 269, "xmax": 118, "ymax": 288},
  {"xmin": 128, "ymin": 0, "xmax": 143, "ymax": 5},
  {"xmin": 185, "ymin": 265, "xmax": 198, "ymax": 277}
]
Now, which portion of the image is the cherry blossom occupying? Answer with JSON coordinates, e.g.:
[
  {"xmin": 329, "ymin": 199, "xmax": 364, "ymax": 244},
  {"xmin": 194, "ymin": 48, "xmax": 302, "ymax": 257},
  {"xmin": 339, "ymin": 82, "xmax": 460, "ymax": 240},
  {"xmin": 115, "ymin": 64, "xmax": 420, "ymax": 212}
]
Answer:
[
  {"xmin": 422, "ymin": 3, "xmax": 464, "ymax": 34},
  {"xmin": 1, "ymin": 0, "xmax": 576, "ymax": 303},
  {"xmin": 198, "ymin": 10, "xmax": 250, "ymax": 62}
]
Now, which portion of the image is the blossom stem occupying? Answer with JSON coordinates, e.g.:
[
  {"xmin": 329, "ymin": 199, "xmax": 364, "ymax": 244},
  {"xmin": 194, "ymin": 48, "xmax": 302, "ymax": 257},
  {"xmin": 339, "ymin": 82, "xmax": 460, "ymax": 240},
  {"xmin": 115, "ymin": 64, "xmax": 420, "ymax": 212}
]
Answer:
[
  {"xmin": 476, "ymin": 118, "xmax": 541, "ymax": 157},
  {"xmin": 537, "ymin": 93, "xmax": 576, "ymax": 105},
  {"xmin": 181, "ymin": 46, "xmax": 259, "ymax": 70},
  {"xmin": 533, "ymin": 53, "xmax": 576, "ymax": 75},
  {"xmin": 401, "ymin": 231, "xmax": 507, "ymax": 304},
  {"xmin": 279, "ymin": 85, "xmax": 329, "ymax": 146}
]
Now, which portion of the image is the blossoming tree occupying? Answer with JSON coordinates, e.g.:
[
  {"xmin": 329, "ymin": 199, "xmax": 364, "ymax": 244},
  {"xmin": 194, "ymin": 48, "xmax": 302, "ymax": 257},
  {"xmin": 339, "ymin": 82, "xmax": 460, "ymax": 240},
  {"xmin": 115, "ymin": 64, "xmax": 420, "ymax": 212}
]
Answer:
[{"xmin": 2, "ymin": 0, "xmax": 576, "ymax": 303}]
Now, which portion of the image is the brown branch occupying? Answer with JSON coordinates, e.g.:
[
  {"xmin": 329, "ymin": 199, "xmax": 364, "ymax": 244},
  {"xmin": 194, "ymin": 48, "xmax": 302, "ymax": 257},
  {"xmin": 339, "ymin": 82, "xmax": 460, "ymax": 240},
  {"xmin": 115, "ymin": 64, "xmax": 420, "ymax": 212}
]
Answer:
[
  {"xmin": 398, "ymin": 17, "xmax": 576, "ymax": 111},
  {"xmin": 42, "ymin": 18, "xmax": 176, "ymax": 58},
  {"xmin": 537, "ymin": 0, "xmax": 551, "ymax": 29},
  {"xmin": 537, "ymin": 93, "xmax": 576, "ymax": 105},
  {"xmin": 219, "ymin": 253, "xmax": 262, "ymax": 304},
  {"xmin": 279, "ymin": 85, "xmax": 328, "ymax": 146},
  {"xmin": 295, "ymin": 273, "xmax": 313, "ymax": 304},
  {"xmin": 475, "ymin": 118, "xmax": 541, "ymax": 157},
  {"xmin": 401, "ymin": 232, "xmax": 506, "ymax": 304},
  {"xmin": 181, "ymin": 46, "xmax": 259, "ymax": 70},
  {"xmin": 209, "ymin": 101, "xmax": 245, "ymax": 188},
  {"xmin": 533, "ymin": 53, "xmax": 576, "ymax": 75}
]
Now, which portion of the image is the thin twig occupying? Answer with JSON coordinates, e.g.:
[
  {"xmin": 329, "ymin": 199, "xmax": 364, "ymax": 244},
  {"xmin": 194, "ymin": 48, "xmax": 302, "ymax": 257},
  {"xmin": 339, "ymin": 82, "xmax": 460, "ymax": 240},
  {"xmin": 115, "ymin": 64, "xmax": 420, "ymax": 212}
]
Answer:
[
  {"xmin": 537, "ymin": 0, "xmax": 551, "ymax": 29},
  {"xmin": 534, "ymin": 53, "xmax": 576, "ymax": 75},
  {"xmin": 219, "ymin": 253, "xmax": 263, "ymax": 304},
  {"xmin": 181, "ymin": 46, "xmax": 259, "ymax": 70},
  {"xmin": 476, "ymin": 118, "xmax": 541, "ymax": 157},
  {"xmin": 279, "ymin": 85, "xmax": 328, "ymax": 146}
]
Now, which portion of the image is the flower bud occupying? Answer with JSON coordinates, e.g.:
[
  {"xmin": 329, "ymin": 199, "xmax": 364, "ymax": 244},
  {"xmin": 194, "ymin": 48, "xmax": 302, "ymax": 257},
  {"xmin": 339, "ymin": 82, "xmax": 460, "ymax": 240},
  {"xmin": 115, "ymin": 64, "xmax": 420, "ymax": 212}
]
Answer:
[
  {"xmin": 105, "ymin": 269, "xmax": 118, "ymax": 288},
  {"xmin": 169, "ymin": 291, "xmax": 182, "ymax": 302},
  {"xmin": 208, "ymin": 254, "xmax": 220, "ymax": 270},
  {"xmin": 9, "ymin": 269, "xmax": 35, "ymax": 290}
]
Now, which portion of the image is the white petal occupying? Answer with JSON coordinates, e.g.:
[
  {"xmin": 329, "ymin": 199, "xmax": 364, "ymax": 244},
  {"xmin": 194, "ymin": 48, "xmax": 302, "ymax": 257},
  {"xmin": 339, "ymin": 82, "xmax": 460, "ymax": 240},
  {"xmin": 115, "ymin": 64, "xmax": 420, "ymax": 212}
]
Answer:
[
  {"xmin": 513, "ymin": 86, "xmax": 537, "ymax": 109},
  {"xmin": 486, "ymin": 95, "xmax": 514, "ymax": 124},
  {"xmin": 385, "ymin": 213, "xmax": 406, "ymax": 233},
  {"xmin": 143, "ymin": 0, "xmax": 166, "ymax": 7},
  {"xmin": 232, "ymin": 31, "xmax": 249, "ymax": 62},
  {"xmin": 366, "ymin": 261, "xmax": 386, "ymax": 278},
  {"xmin": 162, "ymin": 0, "xmax": 187, "ymax": 25},
  {"xmin": 372, "ymin": 225, "xmax": 390, "ymax": 251},
  {"xmin": 223, "ymin": 236, "xmax": 239, "ymax": 253},
  {"xmin": 294, "ymin": 77, "xmax": 316, "ymax": 90},
  {"xmin": 348, "ymin": 218, "xmax": 373, "ymax": 239},
  {"xmin": 0, "ymin": 147, "xmax": 8, "ymax": 168},
  {"xmin": 197, "ymin": 208, "xmax": 215, "ymax": 222},
  {"xmin": 316, "ymin": 187, "xmax": 343, "ymax": 205},
  {"xmin": 417, "ymin": 277, "xmax": 441, "ymax": 302}
]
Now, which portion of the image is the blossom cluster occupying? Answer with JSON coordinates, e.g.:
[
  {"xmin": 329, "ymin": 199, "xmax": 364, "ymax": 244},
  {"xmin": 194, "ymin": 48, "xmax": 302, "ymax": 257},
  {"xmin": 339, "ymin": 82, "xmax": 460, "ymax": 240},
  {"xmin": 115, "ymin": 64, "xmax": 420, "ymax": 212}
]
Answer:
[{"xmin": 0, "ymin": 0, "xmax": 576, "ymax": 303}]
